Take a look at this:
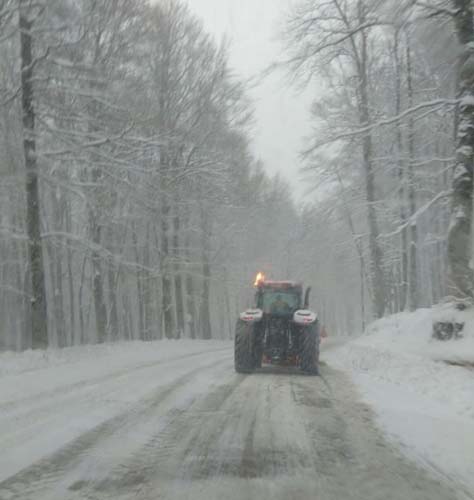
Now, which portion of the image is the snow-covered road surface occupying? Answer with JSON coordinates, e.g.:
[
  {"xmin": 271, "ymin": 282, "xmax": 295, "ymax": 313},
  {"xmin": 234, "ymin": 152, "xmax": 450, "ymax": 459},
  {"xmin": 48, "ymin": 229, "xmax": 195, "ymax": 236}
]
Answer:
[{"xmin": 0, "ymin": 341, "xmax": 467, "ymax": 500}]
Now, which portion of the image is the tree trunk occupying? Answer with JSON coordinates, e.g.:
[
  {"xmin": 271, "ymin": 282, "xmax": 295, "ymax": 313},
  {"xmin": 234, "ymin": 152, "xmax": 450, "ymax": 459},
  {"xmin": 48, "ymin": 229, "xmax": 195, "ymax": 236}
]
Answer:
[
  {"xmin": 19, "ymin": 3, "xmax": 48, "ymax": 349},
  {"xmin": 132, "ymin": 225, "xmax": 145, "ymax": 340},
  {"xmin": 54, "ymin": 242, "xmax": 65, "ymax": 346},
  {"xmin": 156, "ymin": 18, "xmax": 175, "ymax": 339},
  {"xmin": 185, "ymin": 258, "xmax": 196, "ymax": 339},
  {"xmin": 448, "ymin": 0, "xmax": 474, "ymax": 298},
  {"xmin": 199, "ymin": 204, "xmax": 212, "ymax": 339},
  {"xmin": 335, "ymin": 169, "xmax": 368, "ymax": 329},
  {"xmin": 89, "ymin": 213, "xmax": 107, "ymax": 343},
  {"xmin": 66, "ymin": 244, "xmax": 76, "ymax": 345},
  {"xmin": 161, "ymin": 197, "xmax": 174, "ymax": 338},
  {"xmin": 143, "ymin": 223, "xmax": 153, "ymax": 340},
  {"xmin": 12, "ymin": 205, "xmax": 30, "ymax": 349},
  {"xmin": 107, "ymin": 264, "xmax": 119, "ymax": 341},
  {"xmin": 394, "ymin": 31, "xmax": 408, "ymax": 311},
  {"xmin": 64, "ymin": 200, "xmax": 76, "ymax": 345},
  {"xmin": 173, "ymin": 203, "xmax": 185, "ymax": 338},
  {"xmin": 359, "ymin": 26, "xmax": 386, "ymax": 318},
  {"xmin": 50, "ymin": 192, "xmax": 66, "ymax": 347},
  {"xmin": 106, "ymin": 227, "xmax": 119, "ymax": 341},
  {"xmin": 183, "ymin": 210, "xmax": 197, "ymax": 339},
  {"xmin": 200, "ymin": 251, "xmax": 212, "ymax": 339},
  {"xmin": 406, "ymin": 36, "xmax": 418, "ymax": 310},
  {"xmin": 78, "ymin": 254, "xmax": 88, "ymax": 344}
]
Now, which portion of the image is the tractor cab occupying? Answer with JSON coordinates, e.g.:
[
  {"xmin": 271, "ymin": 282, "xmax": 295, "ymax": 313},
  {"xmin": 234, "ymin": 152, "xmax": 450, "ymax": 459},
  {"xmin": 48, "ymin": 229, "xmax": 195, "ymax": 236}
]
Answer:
[{"xmin": 255, "ymin": 281, "xmax": 303, "ymax": 317}]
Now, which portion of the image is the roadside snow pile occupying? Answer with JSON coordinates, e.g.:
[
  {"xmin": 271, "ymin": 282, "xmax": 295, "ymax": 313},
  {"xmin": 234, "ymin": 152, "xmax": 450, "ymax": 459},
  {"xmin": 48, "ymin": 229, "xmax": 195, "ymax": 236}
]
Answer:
[
  {"xmin": 325, "ymin": 304, "xmax": 474, "ymax": 493},
  {"xmin": 363, "ymin": 304, "xmax": 474, "ymax": 364}
]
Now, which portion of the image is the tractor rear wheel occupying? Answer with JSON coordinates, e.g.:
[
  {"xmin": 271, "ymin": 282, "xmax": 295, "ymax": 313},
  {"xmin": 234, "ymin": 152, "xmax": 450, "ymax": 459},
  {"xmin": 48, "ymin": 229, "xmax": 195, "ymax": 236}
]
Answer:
[
  {"xmin": 234, "ymin": 319, "xmax": 256, "ymax": 373},
  {"xmin": 300, "ymin": 322, "xmax": 320, "ymax": 375}
]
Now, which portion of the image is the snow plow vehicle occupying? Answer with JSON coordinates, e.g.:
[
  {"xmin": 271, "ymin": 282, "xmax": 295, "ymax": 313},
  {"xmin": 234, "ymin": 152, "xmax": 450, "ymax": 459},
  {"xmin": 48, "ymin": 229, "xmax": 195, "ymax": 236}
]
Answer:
[{"xmin": 234, "ymin": 274, "xmax": 320, "ymax": 375}]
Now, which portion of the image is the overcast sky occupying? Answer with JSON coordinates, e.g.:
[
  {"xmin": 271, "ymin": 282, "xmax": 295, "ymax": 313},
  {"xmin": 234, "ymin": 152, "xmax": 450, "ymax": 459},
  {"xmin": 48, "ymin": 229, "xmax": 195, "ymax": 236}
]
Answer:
[{"xmin": 185, "ymin": 0, "xmax": 314, "ymax": 200}]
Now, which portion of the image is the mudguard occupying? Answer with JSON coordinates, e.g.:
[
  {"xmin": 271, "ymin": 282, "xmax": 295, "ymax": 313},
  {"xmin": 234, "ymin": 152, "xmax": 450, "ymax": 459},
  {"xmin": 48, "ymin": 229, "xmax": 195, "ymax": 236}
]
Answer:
[
  {"xmin": 293, "ymin": 309, "xmax": 318, "ymax": 325},
  {"xmin": 239, "ymin": 308, "xmax": 263, "ymax": 323}
]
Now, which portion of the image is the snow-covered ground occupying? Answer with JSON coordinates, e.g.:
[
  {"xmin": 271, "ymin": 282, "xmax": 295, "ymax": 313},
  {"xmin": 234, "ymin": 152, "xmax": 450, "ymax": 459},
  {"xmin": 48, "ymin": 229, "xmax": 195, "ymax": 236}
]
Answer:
[
  {"xmin": 0, "ymin": 337, "xmax": 461, "ymax": 500},
  {"xmin": 324, "ymin": 304, "xmax": 474, "ymax": 495},
  {"xmin": 0, "ymin": 340, "xmax": 233, "ymax": 483}
]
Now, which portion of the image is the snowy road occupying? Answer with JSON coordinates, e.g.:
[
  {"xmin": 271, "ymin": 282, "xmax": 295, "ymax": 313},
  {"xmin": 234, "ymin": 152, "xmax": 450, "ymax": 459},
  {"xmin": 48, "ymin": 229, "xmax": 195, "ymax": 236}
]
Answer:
[{"xmin": 0, "ymin": 342, "xmax": 467, "ymax": 500}]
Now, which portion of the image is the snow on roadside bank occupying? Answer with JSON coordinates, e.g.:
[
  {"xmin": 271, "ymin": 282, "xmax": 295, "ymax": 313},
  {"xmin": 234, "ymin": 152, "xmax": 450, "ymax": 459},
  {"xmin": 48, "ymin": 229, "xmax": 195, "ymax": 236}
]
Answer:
[
  {"xmin": 358, "ymin": 304, "xmax": 474, "ymax": 364},
  {"xmin": 324, "ymin": 305, "xmax": 474, "ymax": 494}
]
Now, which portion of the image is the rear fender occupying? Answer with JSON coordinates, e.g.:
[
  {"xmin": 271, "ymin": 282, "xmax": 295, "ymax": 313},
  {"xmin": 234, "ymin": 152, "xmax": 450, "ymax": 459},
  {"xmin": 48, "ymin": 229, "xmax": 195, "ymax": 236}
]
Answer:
[
  {"xmin": 293, "ymin": 309, "xmax": 318, "ymax": 326},
  {"xmin": 239, "ymin": 308, "xmax": 263, "ymax": 323}
]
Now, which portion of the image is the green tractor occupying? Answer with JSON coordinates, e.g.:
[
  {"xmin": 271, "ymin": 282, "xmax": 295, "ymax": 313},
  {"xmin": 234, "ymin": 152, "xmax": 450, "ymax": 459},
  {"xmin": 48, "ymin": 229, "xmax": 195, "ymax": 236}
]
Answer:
[{"xmin": 234, "ymin": 276, "xmax": 320, "ymax": 375}]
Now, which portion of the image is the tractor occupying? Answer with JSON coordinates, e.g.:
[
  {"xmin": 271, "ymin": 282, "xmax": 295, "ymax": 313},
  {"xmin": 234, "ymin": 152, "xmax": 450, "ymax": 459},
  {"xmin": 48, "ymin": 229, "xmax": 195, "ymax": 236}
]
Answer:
[{"xmin": 234, "ymin": 274, "xmax": 320, "ymax": 375}]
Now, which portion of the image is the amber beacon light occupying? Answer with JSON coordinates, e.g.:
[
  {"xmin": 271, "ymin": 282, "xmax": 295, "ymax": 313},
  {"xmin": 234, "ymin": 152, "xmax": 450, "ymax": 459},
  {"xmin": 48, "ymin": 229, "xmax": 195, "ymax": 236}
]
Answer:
[{"xmin": 254, "ymin": 272, "xmax": 265, "ymax": 287}]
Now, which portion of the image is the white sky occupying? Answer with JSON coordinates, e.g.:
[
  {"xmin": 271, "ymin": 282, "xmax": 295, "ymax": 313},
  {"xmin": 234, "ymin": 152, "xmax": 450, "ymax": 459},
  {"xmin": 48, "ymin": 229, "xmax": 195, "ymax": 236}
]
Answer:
[{"xmin": 185, "ymin": 0, "xmax": 314, "ymax": 200}]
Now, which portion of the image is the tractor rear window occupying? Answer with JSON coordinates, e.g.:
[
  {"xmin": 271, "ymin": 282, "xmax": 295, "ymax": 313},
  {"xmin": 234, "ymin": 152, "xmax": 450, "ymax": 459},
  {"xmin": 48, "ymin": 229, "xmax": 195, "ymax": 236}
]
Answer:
[{"xmin": 261, "ymin": 291, "xmax": 300, "ymax": 314}]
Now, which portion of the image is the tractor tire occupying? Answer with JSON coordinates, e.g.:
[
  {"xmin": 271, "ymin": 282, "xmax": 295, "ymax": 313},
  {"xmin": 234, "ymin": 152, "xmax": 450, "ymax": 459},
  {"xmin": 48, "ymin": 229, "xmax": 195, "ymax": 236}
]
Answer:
[
  {"xmin": 300, "ymin": 321, "xmax": 320, "ymax": 375},
  {"xmin": 234, "ymin": 319, "xmax": 256, "ymax": 373}
]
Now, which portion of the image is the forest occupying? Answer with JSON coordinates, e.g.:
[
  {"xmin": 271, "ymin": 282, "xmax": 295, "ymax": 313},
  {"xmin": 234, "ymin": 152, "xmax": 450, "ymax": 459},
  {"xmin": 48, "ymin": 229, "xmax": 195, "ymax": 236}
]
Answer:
[{"xmin": 0, "ymin": 0, "xmax": 472, "ymax": 350}]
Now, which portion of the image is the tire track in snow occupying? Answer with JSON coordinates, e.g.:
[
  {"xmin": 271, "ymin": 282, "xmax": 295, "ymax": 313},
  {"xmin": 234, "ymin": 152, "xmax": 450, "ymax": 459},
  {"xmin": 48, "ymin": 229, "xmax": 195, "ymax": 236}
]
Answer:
[
  {"xmin": 137, "ymin": 365, "xmax": 460, "ymax": 500},
  {"xmin": 78, "ymin": 373, "xmax": 249, "ymax": 499},
  {"xmin": 0, "ymin": 348, "xmax": 232, "ymax": 466},
  {"xmin": 92, "ymin": 369, "xmax": 320, "ymax": 500},
  {"xmin": 0, "ymin": 360, "xmax": 465, "ymax": 500}
]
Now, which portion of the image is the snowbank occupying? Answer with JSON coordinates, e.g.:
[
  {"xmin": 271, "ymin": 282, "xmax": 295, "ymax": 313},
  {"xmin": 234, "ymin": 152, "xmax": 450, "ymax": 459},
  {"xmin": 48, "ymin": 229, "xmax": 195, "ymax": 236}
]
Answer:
[
  {"xmin": 325, "ymin": 305, "xmax": 474, "ymax": 494},
  {"xmin": 362, "ymin": 304, "xmax": 474, "ymax": 364}
]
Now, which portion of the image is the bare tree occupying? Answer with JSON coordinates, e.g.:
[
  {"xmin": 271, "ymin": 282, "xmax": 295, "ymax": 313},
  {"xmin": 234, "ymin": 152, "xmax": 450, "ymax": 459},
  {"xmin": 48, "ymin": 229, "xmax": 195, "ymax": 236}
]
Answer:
[
  {"xmin": 447, "ymin": 0, "xmax": 474, "ymax": 298},
  {"xmin": 19, "ymin": 0, "xmax": 48, "ymax": 348},
  {"xmin": 283, "ymin": 0, "xmax": 387, "ymax": 317}
]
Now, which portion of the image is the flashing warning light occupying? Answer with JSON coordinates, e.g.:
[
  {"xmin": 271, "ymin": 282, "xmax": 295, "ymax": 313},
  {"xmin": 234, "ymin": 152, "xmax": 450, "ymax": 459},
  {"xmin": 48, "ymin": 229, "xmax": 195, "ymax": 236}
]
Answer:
[{"xmin": 254, "ymin": 272, "xmax": 265, "ymax": 287}]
